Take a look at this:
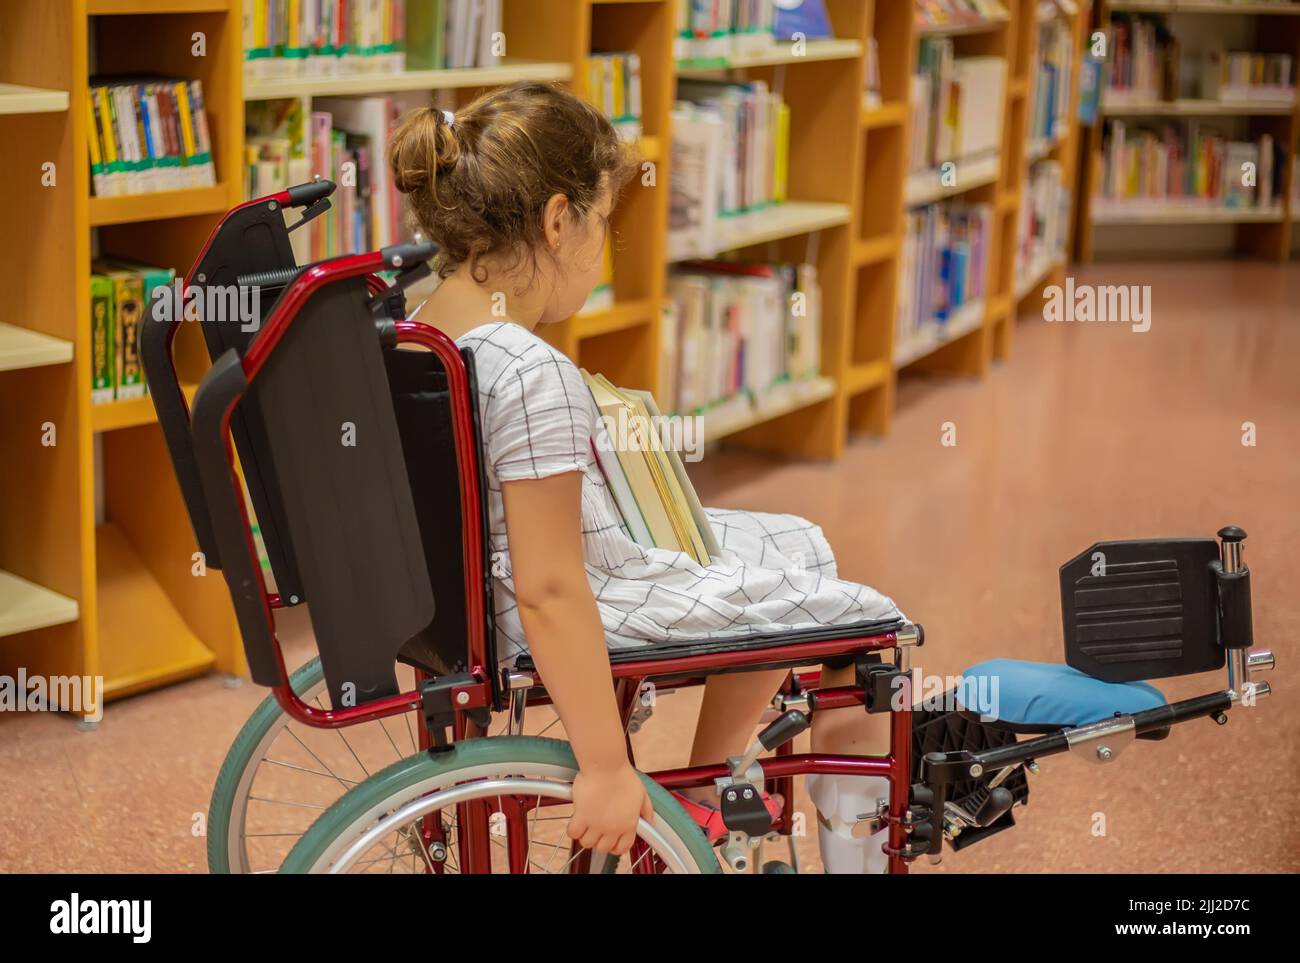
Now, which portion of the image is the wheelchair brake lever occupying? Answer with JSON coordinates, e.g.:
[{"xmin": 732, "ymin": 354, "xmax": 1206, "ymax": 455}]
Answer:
[{"xmin": 288, "ymin": 197, "xmax": 331, "ymax": 234}]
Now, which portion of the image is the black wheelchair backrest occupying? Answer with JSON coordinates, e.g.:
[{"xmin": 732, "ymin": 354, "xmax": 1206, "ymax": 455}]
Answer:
[
  {"xmin": 1060, "ymin": 532, "xmax": 1251, "ymax": 683},
  {"xmin": 143, "ymin": 183, "xmax": 452, "ymax": 707}
]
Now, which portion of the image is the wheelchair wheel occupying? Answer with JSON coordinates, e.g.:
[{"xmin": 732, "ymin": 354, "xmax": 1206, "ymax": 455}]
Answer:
[
  {"xmin": 280, "ymin": 736, "xmax": 721, "ymax": 874},
  {"xmin": 208, "ymin": 658, "xmax": 425, "ymax": 874}
]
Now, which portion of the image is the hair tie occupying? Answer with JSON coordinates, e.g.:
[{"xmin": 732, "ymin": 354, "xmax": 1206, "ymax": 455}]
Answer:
[{"xmin": 441, "ymin": 109, "xmax": 455, "ymax": 127}]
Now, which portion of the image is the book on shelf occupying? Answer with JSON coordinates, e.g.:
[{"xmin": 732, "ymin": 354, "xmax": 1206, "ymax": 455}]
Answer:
[
  {"xmin": 897, "ymin": 202, "xmax": 993, "ymax": 348},
  {"xmin": 1201, "ymin": 50, "xmax": 1295, "ymax": 105},
  {"xmin": 661, "ymin": 259, "xmax": 821, "ymax": 418},
  {"xmin": 915, "ymin": 0, "xmax": 1010, "ymax": 31},
  {"xmin": 582, "ymin": 371, "xmax": 718, "ymax": 567},
  {"xmin": 910, "ymin": 40, "xmax": 1006, "ymax": 172},
  {"xmin": 669, "ymin": 80, "xmax": 790, "ymax": 259},
  {"xmin": 1103, "ymin": 13, "xmax": 1179, "ymax": 105},
  {"xmin": 588, "ymin": 51, "xmax": 644, "ymax": 143},
  {"xmin": 247, "ymin": 94, "xmax": 419, "ymax": 260},
  {"xmin": 90, "ymin": 260, "xmax": 176, "ymax": 405},
  {"xmin": 88, "ymin": 78, "xmax": 216, "ymax": 198},
  {"xmin": 773, "ymin": 0, "xmax": 832, "ymax": 41},
  {"xmin": 674, "ymin": 0, "xmax": 777, "ymax": 62},
  {"xmin": 1029, "ymin": 11, "xmax": 1074, "ymax": 148},
  {"xmin": 243, "ymin": 0, "xmax": 408, "ymax": 80},
  {"xmin": 1098, "ymin": 119, "xmax": 1283, "ymax": 212},
  {"xmin": 1016, "ymin": 160, "xmax": 1069, "ymax": 285},
  {"xmin": 864, "ymin": 37, "xmax": 882, "ymax": 109}
]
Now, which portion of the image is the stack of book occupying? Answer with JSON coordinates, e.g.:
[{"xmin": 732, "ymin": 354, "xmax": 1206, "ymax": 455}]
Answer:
[
  {"xmin": 1202, "ymin": 50, "xmax": 1295, "ymax": 105},
  {"xmin": 914, "ymin": 0, "xmax": 1009, "ymax": 31},
  {"xmin": 87, "ymin": 79, "xmax": 216, "ymax": 198},
  {"xmin": 1015, "ymin": 160, "xmax": 1069, "ymax": 287},
  {"xmin": 661, "ymin": 260, "xmax": 821, "ymax": 417},
  {"xmin": 588, "ymin": 52, "xmax": 643, "ymax": 143},
  {"xmin": 674, "ymin": 0, "xmax": 777, "ymax": 62},
  {"xmin": 897, "ymin": 202, "xmax": 993, "ymax": 349},
  {"xmin": 1103, "ymin": 13, "xmax": 1177, "ymax": 105},
  {"xmin": 669, "ymin": 80, "xmax": 790, "ymax": 260},
  {"xmin": 582, "ymin": 372, "xmax": 719, "ymax": 567},
  {"xmin": 1029, "ymin": 10, "xmax": 1074, "ymax": 148},
  {"xmin": 1098, "ymin": 121, "xmax": 1283, "ymax": 213},
  {"xmin": 910, "ymin": 40, "xmax": 1005, "ymax": 172},
  {"xmin": 243, "ymin": 0, "xmax": 407, "ymax": 81},
  {"xmin": 89, "ymin": 261, "xmax": 175, "ymax": 405}
]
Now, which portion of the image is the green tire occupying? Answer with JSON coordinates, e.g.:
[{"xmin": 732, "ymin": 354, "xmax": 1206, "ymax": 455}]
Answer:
[
  {"xmin": 207, "ymin": 658, "xmax": 326, "ymax": 874},
  {"xmin": 280, "ymin": 736, "xmax": 722, "ymax": 874}
]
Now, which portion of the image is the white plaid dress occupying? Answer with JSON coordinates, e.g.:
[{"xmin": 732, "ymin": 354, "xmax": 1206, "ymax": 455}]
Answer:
[{"xmin": 458, "ymin": 322, "xmax": 903, "ymax": 667}]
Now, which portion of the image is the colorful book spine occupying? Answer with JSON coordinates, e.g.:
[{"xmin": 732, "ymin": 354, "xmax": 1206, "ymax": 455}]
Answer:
[{"xmin": 90, "ymin": 275, "xmax": 115, "ymax": 405}]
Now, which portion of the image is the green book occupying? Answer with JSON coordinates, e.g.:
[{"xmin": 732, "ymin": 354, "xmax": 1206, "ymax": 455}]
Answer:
[
  {"xmin": 90, "ymin": 274, "xmax": 115, "ymax": 404},
  {"xmin": 94, "ymin": 264, "xmax": 146, "ymax": 400},
  {"xmin": 97, "ymin": 260, "xmax": 176, "ymax": 396},
  {"xmin": 406, "ymin": 0, "xmax": 446, "ymax": 70}
]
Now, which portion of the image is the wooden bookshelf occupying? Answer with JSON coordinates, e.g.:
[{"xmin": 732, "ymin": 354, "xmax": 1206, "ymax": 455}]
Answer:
[
  {"xmin": 1078, "ymin": 1, "xmax": 1300, "ymax": 261},
  {"xmin": 0, "ymin": 82, "xmax": 70, "ymax": 114}
]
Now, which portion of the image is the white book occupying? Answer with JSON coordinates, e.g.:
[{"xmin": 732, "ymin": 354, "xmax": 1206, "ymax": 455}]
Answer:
[{"xmin": 315, "ymin": 96, "xmax": 394, "ymax": 247}]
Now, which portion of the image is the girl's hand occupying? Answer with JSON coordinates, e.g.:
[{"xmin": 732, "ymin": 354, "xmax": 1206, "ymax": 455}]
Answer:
[{"xmin": 567, "ymin": 763, "xmax": 655, "ymax": 857}]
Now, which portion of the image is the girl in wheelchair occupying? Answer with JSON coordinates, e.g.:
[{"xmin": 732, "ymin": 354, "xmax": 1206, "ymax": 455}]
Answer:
[{"xmin": 388, "ymin": 82, "xmax": 900, "ymax": 872}]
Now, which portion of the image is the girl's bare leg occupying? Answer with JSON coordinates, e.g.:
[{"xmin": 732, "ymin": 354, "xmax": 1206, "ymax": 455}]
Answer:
[{"xmin": 682, "ymin": 668, "xmax": 790, "ymax": 805}]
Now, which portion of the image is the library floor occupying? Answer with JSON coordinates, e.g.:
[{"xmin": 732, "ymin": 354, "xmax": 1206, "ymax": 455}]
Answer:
[{"xmin": 2, "ymin": 262, "xmax": 1298, "ymax": 873}]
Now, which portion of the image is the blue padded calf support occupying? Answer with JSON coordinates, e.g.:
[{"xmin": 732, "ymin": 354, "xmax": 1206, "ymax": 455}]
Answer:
[{"xmin": 959, "ymin": 659, "xmax": 1166, "ymax": 728}]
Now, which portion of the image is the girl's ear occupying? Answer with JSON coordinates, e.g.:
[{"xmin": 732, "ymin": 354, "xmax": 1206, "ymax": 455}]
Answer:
[{"xmin": 542, "ymin": 192, "xmax": 571, "ymax": 251}]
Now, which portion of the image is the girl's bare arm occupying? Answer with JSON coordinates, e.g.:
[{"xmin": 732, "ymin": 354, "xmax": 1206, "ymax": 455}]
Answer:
[{"xmin": 502, "ymin": 471, "xmax": 653, "ymax": 855}]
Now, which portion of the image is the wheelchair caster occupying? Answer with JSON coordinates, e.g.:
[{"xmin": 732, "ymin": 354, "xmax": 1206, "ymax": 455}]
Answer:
[{"xmin": 762, "ymin": 860, "xmax": 796, "ymax": 874}]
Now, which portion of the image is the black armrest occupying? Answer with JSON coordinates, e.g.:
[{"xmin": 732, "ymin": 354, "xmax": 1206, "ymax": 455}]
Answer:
[
  {"xmin": 140, "ymin": 295, "xmax": 222, "ymax": 568},
  {"xmin": 189, "ymin": 349, "xmax": 281, "ymax": 687}
]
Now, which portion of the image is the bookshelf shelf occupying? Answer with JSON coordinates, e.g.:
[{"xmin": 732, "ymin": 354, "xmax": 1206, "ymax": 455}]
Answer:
[
  {"xmin": 575, "ymin": 299, "xmax": 655, "ymax": 339},
  {"xmin": 904, "ymin": 153, "xmax": 1001, "ymax": 206},
  {"xmin": 861, "ymin": 101, "xmax": 907, "ymax": 129},
  {"xmin": 1101, "ymin": 97, "xmax": 1296, "ymax": 116},
  {"xmin": 918, "ymin": 15, "xmax": 1011, "ymax": 38},
  {"xmin": 1092, "ymin": 202, "xmax": 1286, "ymax": 224},
  {"xmin": 702, "ymin": 376, "xmax": 838, "ymax": 441},
  {"xmin": 675, "ymin": 201, "xmax": 852, "ymax": 263},
  {"xmin": 1109, "ymin": 1, "xmax": 1300, "ymax": 13},
  {"xmin": 91, "ymin": 384, "xmax": 198, "ymax": 433},
  {"xmin": 894, "ymin": 299, "xmax": 987, "ymax": 369},
  {"xmin": 1015, "ymin": 252, "xmax": 1066, "ymax": 301},
  {"xmin": 844, "ymin": 359, "xmax": 890, "ymax": 397},
  {"xmin": 854, "ymin": 235, "xmax": 901, "ymax": 267},
  {"xmin": 0, "ymin": 323, "xmax": 74, "ymax": 372},
  {"xmin": 1025, "ymin": 132, "xmax": 1065, "ymax": 164},
  {"xmin": 0, "ymin": 83, "xmax": 69, "ymax": 115},
  {"xmin": 87, "ymin": 0, "xmax": 232, "ymax": 12},
  {"xmin": 0, "ymin": 570, "xmax": 79, "ymax": 639},
  {"xmin": 676, "ymin": 38, "xmax": 863, "ymax": 75},
  {"xmin": 243, "ymin": 59, "xmax": 574, "ymax": 100},
  {"xmin": 88, "ymin": 184, "xmax": 233, "ymax": 227}
]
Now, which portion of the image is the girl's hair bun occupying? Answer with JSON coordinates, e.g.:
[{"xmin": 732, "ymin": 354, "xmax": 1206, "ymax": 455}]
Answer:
[{"xmin": 390, "ymin": 106, "xmax": 459, "ymax": 196}]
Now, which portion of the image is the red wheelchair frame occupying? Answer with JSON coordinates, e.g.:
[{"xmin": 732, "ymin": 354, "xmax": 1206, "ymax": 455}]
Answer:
[{"xmin": 154, "ymin": 187, "xmax": 1273, "ymax": 874}]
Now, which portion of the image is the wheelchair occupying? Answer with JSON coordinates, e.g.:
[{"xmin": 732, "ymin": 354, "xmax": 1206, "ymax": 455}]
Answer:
[{"xmin": 144, "ymin": 182, "xmax": 1278, "ymax": 873}]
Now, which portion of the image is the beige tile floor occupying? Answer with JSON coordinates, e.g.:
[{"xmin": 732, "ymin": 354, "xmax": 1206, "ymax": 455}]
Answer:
[{"xmin": 1, "ymin": 262, "xmax": 1297, "ymax": 873}]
